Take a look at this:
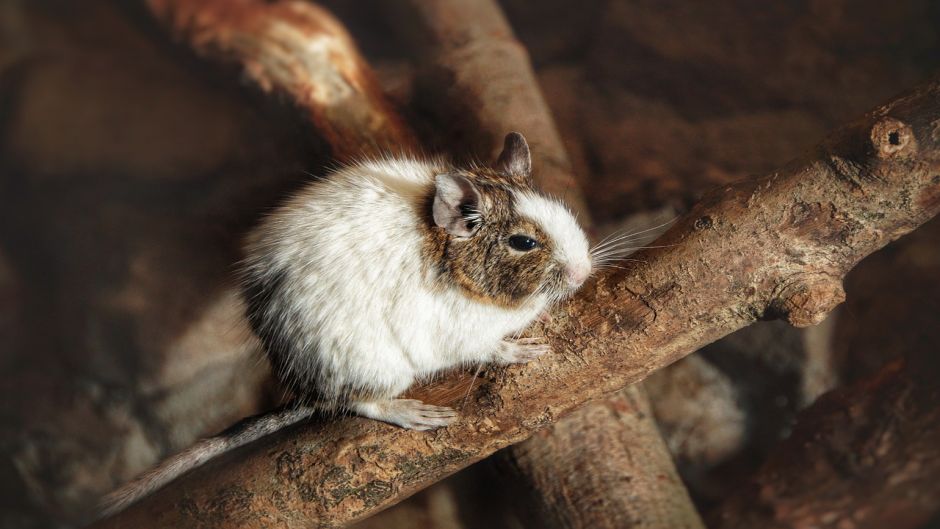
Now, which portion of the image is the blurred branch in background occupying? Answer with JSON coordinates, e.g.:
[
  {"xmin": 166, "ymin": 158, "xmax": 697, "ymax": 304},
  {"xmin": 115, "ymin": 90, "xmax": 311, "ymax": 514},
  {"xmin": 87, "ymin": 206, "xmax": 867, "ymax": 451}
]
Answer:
[
  {"xmin": 146, "ymin": 0, "xmax": 417, "ymax": 159},
  {"xmin": 712, "ymin": 356, "xmax": 940, "ymax": 529}
]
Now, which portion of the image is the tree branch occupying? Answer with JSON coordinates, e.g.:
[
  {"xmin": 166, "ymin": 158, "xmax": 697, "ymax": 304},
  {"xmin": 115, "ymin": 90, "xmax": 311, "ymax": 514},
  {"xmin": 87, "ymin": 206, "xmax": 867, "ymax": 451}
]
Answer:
[
  {"xmin": 146, "ymin": 0, "xmax": 417, "ymax": 159},
  {"xmin": 91, "ymin": 24, "xmax": 940, "ymax": 519},
  {"xmin": 710, "ymin": 356, "xmax": 940, "ymax": 529},
  {"xmin": 709, "ymin": 211, "xmax": 940, "ymax": 529}
]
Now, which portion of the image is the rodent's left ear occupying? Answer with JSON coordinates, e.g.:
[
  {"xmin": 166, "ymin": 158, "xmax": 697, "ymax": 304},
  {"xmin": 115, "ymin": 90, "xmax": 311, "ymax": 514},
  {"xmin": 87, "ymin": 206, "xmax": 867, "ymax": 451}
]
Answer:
[{"xmin": 496, "ymin": 132, "xmax": 532, "ymax": 183}]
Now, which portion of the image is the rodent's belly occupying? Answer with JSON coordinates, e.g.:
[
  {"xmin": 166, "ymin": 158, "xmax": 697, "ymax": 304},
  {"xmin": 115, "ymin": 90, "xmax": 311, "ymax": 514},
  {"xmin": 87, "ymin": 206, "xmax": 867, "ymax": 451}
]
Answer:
[
  {"xmin": 292, "ymin": 269, "xmax": 543, "ymax": 398},
  {"xmin": 399, "ymin": 290, "xmax": 544, "ymax": 376}
]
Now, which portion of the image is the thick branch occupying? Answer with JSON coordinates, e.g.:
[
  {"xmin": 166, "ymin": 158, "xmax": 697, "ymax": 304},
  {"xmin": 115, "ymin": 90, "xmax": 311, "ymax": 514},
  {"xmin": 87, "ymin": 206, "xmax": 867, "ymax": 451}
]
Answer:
[
  {"xmin": 93, "ymin": 59, "xmax": 940, "ymax": 528},
  {"xmin": 147, "ymin": 0, "xmax": 416, "ymax": 158},
  {"xmin": 711, "ymin": 356, "xmax": 940, "ymax": 529},
  {"xmin": 709, "ymin": 213, "xmax": 940, "ymax": 529}
]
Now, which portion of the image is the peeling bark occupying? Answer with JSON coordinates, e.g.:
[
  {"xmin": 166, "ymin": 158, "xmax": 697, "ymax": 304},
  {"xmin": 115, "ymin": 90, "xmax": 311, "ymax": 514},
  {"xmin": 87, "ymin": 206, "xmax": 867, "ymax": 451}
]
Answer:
[{"xmin": 91, "ymin": 60, "xmax": 940, "ymax": 528}]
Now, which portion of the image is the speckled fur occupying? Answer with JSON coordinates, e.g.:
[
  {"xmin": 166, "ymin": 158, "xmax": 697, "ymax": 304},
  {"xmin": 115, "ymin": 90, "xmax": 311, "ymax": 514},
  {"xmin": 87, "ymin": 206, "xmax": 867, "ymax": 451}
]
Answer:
[{"xmin": 420, "ymin": 169, "xmax": 558, "ymax": 307}]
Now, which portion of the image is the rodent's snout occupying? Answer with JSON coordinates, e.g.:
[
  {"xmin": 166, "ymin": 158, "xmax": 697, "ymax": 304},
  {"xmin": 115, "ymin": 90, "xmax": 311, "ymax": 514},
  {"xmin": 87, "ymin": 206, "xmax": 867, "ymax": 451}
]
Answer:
[{"xmin": 564, "ymin": 260, "xmax": 592, "ymax": 288}]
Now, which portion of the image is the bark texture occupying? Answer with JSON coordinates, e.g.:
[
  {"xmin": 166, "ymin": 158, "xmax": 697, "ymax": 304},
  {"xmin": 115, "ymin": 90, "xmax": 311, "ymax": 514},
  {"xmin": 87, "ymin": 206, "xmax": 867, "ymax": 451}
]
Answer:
[
  {"xmin": 92, "ymin": 72, "xmax": 940, "ymax": 528},
  {"xmin": 148, "ymin": 0, "xmax": 416, "ymax": 159},
  {"xmin": 503, "ymin": 386, "xmax": 705, "ymax": 529}
]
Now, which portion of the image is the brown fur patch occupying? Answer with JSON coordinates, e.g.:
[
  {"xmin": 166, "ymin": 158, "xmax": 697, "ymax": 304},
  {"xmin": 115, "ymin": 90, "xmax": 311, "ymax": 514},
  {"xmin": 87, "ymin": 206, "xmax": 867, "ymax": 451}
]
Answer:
[{"xmin": 416, "ymin": 168, "xmax": 564, "ymax": 308}]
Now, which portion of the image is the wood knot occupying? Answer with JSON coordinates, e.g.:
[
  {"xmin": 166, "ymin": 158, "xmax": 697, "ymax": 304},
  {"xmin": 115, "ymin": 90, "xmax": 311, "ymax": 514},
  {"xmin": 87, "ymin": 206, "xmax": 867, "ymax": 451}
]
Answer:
[
  {"xmin": 870, "ymin": 118, "xmax": 916, "ymax": 159},
  {"xmin": 773, "ymin": 275, "xmax": 846, "ymax": 328},
  {"xmin": 693, "ymin": 215, "xmax": 714, "ymax": 230}
]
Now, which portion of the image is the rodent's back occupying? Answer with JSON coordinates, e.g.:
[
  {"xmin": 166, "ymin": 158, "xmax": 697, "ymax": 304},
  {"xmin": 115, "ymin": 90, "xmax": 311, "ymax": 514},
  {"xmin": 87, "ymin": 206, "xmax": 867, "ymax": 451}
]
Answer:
[
  {"xmin": 240, "ymin": 158, "xmax": 443, "ymax": 403},
  {"xmin": 245, "ymin": 158, "xmax": 439, "ymax": 268}
]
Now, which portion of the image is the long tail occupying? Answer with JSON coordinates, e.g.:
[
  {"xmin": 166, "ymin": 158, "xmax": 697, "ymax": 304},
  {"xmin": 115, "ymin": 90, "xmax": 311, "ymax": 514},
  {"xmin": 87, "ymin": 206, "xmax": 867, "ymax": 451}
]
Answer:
[{"xmin": 98, "ymin": 405, "xmax": 318, "ymax": 519}]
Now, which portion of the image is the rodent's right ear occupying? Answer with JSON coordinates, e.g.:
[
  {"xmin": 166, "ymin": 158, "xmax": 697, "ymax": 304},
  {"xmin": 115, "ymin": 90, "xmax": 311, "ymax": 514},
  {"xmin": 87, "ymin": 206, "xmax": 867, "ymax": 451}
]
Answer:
[
  {"xmin": 496, "ymin": 131, "xmax": 532, "ymax": 183},
  {"xmin": 433, "ymin": 174, "xmax": 482, "ymax": 237}
]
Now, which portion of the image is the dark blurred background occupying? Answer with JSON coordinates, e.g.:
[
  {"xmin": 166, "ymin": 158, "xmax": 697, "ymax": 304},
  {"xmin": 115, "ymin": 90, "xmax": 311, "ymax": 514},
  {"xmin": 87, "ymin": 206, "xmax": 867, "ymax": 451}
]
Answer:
[{"xmin": 1, "ymin": 1, "xmax": 939, "ymax": 527}]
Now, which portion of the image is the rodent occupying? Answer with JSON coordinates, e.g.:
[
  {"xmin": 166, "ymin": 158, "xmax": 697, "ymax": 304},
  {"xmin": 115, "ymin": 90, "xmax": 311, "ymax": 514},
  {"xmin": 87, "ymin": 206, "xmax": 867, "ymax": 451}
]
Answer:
[{"xmin": 98, "ymin": 132, "xmax": 593, "ymax": 517}]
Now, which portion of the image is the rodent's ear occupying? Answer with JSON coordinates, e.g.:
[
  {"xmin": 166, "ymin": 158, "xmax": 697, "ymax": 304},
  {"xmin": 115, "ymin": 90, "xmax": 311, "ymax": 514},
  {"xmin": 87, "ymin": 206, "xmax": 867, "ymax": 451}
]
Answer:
[
  {"xmin": 496, "ymin": 131, "xmax": 532, "ymax": 183},
  {"xmin": 433, "ymin": 173, "xmax": 482, "ymax": 237}
]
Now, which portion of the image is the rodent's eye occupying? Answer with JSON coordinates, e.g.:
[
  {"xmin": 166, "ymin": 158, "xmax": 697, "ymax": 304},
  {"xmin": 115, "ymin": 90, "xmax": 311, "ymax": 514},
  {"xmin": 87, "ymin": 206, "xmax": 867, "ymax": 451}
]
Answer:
[{"xmin": 507, "ymin": 235, "xmax": 539, "ymax": 252}]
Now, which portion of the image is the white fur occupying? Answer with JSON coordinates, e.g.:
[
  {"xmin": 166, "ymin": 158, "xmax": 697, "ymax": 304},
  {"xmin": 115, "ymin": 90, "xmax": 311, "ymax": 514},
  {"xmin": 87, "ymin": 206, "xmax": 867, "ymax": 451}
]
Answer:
[
  {"xmin": 242, "ymin": 158, "xmax": 555, "ymax": 407},
  {"xmin": 513, "ymin": 189, "xmax": 592, "ymax": 280}
]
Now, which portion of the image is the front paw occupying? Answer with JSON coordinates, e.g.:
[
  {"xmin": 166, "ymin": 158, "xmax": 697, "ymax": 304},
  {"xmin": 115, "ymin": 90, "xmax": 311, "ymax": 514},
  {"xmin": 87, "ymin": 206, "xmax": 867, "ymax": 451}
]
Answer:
[{"xmin": 495, "ymin": 337, "xmax": 551, "ymax": 364}]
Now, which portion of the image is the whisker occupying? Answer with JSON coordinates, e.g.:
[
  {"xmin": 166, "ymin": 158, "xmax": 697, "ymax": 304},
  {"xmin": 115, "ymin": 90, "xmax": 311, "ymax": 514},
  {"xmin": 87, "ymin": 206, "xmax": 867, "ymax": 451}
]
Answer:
[
  {"xmin": 594, "ymin": 258, "xmax": 646, "ymax": 266},
  {"xmin": 594, "ymin": 264, "xmax": 634, "ymax": 271},
  {"xmin": 591, "ymin": 248, "xmax": 674, "ymax": 261},
  {"xmin": 591, "ymin": 242, "xmax": 677, "ymax": 258},
  {"xmin": 621, "ymin": 216, "xmax": 678, "ymax": 237},
  {"xmin": 591, "ymin": 244, "xmax": 675, "ymax": 255},
  {"xmin": 591, "ymin": 228, "xmax": 636, "ymax": 249},
  {"xmin": 593, "ymin": 230, "xmax": 619, "ymax": 247},
  {"xmin": 589, "ymin": 230, "xmax": 669, "ymax": 254},
  {"xmin": 590, "ymin": 231, "xmax": 658, "ymax": 252}
]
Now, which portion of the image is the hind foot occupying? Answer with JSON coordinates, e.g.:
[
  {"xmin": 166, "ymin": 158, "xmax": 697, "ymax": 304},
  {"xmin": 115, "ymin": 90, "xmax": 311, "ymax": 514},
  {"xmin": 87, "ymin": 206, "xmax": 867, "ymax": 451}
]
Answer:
[
  {"xmin": 494, "ymin": 337, "xmax": 551, "ymax": 364},
  {"xmin": 352, "ymin": 399, "xmax": 457, "ymax": 431}
]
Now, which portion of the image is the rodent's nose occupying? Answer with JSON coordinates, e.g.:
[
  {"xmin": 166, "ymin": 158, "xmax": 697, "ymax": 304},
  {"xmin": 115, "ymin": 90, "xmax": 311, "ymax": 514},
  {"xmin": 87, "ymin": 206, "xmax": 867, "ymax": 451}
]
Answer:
[{"xmin": 565, "ymin": 262, "xmax": 591, "ymax": 287}]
